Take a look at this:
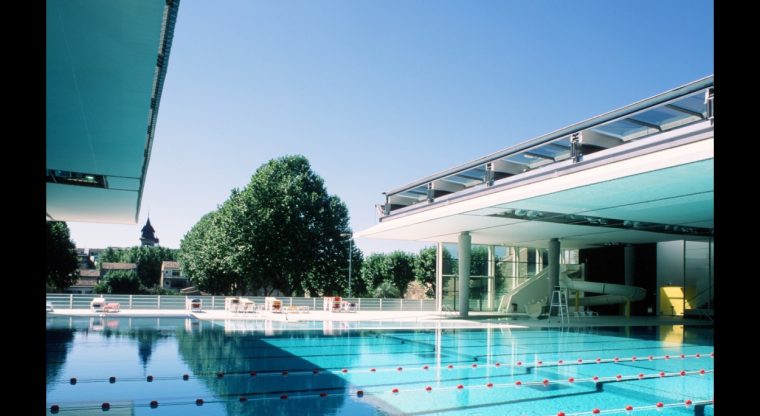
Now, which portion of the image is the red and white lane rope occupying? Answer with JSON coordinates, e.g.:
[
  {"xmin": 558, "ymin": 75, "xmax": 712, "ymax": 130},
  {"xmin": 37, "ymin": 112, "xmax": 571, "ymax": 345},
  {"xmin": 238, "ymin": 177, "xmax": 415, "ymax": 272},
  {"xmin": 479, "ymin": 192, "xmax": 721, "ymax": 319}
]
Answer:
[
  {"xmin": 375, "ymin": 369, "xmax": 713, "ymax": 395},
  {"xmin": 552, "ymin": 398, "xmax": 713, "ymax": 415},
  {"xmin": 60, "ymin": 351, "xmax": 714, "ymax": 384},
  {"xmin": 48, "ymin": 370, "xmax": 714, "ymax": 413}
]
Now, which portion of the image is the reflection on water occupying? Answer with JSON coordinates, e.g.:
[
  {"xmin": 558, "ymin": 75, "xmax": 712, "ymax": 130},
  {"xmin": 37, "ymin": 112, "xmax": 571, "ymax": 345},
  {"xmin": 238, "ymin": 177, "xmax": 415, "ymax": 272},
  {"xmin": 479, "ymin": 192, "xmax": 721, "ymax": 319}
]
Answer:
[
  {"xmin": 175, "ymin": 326, "xmax": 352, "ymax": 415},
  {"xmin": 46, "ymin": 317, "xmax": 713, "ymax": 416},
  {"xmin": 45, "ymin": 317, "xmax": 377, "ymax": 415},
  {"xmin": 45, "ymin": 327, "xmax": 74, "ymax": 388}
]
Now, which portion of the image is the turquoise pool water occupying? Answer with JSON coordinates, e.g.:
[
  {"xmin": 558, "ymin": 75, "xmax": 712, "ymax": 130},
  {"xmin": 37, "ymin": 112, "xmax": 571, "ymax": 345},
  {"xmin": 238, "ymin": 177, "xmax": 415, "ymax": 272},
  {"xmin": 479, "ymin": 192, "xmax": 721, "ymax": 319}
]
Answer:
[{"xmin": 46, "ymin": 316, "xmax": 713, "ymax": 415}]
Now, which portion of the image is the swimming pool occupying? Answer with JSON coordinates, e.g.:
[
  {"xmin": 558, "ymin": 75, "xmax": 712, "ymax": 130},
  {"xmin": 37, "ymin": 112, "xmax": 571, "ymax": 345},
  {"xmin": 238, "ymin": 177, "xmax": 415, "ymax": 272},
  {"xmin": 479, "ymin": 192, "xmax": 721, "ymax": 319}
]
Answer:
[{"xmin": 46, "ymin": 316, "xmax": 713, "ymax": 415}]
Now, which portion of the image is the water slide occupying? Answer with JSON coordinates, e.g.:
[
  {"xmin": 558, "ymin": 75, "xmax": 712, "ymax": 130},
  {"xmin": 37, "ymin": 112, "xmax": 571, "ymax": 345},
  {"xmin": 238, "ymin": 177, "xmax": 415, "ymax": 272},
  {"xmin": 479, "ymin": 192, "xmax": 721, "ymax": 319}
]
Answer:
[{"xmin": 498, "ymin": 267, "xmax": 645, "ymax": 316}]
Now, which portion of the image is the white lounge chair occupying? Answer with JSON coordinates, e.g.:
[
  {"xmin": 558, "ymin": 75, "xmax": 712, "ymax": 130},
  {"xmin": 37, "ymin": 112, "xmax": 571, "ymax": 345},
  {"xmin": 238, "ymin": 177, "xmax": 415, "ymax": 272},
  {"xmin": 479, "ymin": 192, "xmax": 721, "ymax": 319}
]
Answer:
[
  {"xmin": 324, "ymin": 296, "xmax": 342, "ymax": 312},
  {"xmin": 225, "ymin": 297, "xmax": 240, "ymax": 313},
  {"xmin": 186, "ymin": 297, "xmax": 203, "ymax": 312},
  {"xmin": 241, "ymin": 298, "xmax": 255, "ymax": 313},
  {"xmin": 90, "ymin": 297, "xmax": 106, "ymax": 312},
  {"xmin": 103, "ymin": 302, "xmax": 120, "ymax": 313},
  {"xmin": 265, "ymin": 297, "xmax": 282, "ymax": 313},
  {"xmin": 341, "ymin": 301, "xmax": 357, "ymax": 313}
]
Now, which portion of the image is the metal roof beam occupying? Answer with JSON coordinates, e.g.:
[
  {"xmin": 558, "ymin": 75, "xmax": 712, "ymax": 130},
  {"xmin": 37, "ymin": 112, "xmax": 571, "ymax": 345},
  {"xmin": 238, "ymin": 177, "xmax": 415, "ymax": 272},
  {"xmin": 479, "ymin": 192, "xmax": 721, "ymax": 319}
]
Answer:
[
  {"xmin": 666, "ymin": 104, "xmax": 705, "ymax": 119},
  {"xmin": 581, "ymin": 129, "xmax": 625, "ymax": 149},
  {"xmin": 625, "ymin": 117, "xmax": 662, "ymax": 131},
  {"xmin": 523, "ymin": 151, "xmax": 556, "ymax": 161}
]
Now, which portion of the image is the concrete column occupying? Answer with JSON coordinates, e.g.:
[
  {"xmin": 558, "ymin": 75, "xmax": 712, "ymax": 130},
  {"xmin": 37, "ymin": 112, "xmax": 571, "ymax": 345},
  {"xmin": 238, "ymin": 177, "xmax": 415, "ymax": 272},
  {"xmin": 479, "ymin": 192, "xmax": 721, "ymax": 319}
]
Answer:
[
  {"xmin": 458, "ymin": 232, "xmax": 471, "ymax": 317},
  {"xmin": 624, "ymin": 244, "xmax": 635, "ymax": 286},
  {"xmin": 487, "ymin": 245, "xmax": 495, "ymax": 310},
  {"xmin": 436, "ymin": 242, "xmax": 443, "ymax": 312},
  {"xmin": 548, "ymin": 238, "xmax": 560, "ymax": 295},
  {"xmin": 511, "ymin": 247, "xmax": 519, "ymax": 291}
]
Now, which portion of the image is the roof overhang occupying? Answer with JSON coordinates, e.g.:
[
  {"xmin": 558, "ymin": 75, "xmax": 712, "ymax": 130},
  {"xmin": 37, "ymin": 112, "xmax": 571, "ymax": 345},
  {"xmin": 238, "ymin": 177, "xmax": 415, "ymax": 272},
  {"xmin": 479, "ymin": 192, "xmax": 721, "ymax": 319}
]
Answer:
[
  {"xmin": 356, "ymin": 121, "xmax": 713, "ymax": 249},
  {"xmin": 46, "ymin": 0, "xmax": 180, "ymax": 223}
]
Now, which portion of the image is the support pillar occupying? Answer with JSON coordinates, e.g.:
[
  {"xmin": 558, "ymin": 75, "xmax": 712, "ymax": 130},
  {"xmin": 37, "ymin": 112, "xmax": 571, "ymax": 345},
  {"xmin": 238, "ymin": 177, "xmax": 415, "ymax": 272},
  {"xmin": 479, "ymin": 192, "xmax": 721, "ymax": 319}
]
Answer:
[
  {"xmin": 624, "ymin": 244, "xmax": 635, "ymax": 318},
  {"xmin": 458, "ymin": 232, "xmax": 471, "ymax": 317},
  {"xmin": 548, "ymin": 238, "xmax": 560, "ymax": 297},
  {"xmin": 624, "ymin": 244, "xmax": 635, "ymax": 286},
  {"xmin": 511, "ymin": 247, "xmax": 519, "ymax": 291},
  {"xmin": 487, "ymin": 245, "xmax": 495, "ymax": 310},
  {"xmin": 436, "ymin": 242, "xmax": 443, "ymax": 312}
]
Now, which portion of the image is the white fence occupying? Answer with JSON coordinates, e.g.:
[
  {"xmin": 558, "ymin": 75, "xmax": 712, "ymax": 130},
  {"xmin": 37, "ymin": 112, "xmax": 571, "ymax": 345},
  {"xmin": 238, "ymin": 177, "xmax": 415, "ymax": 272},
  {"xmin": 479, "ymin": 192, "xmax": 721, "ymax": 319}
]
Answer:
[{"xmin": 45, "ymin": 294, "xmax": 437, "ymax": 312}]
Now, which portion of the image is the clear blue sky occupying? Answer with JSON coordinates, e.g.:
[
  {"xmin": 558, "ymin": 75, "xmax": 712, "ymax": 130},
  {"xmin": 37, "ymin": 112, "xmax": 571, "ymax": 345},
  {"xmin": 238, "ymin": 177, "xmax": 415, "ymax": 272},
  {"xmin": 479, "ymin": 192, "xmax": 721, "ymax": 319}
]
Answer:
[{"xmin": 67, "ymin": 0, "xmax": 713, "ymax": 255}]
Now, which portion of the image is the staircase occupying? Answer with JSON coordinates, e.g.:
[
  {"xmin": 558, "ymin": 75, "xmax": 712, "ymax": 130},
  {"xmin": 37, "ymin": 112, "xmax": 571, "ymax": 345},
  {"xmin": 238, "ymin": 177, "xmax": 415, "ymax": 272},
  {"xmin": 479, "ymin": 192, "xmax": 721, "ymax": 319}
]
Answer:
[{"xmin": 684, "ymin": 288, "xmax": 714, "ymax": 321}]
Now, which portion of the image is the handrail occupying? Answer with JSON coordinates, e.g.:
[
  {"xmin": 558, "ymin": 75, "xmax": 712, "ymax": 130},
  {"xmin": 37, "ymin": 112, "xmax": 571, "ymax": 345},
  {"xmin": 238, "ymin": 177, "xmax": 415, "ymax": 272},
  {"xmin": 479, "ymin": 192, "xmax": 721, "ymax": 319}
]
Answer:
[
  {"xmin": 685, "ymin": 286, "xmax": 713, "ymax": 309},
  {"xmin": 45, "ymin": 293, "xmax": 436, "ymax": 313}
]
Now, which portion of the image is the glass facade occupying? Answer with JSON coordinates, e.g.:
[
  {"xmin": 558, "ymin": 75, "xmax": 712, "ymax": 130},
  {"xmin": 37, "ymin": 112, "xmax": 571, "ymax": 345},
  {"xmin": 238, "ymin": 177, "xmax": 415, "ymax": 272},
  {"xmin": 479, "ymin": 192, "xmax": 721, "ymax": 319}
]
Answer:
[
  {"xmin": 656, "ymin": 240, "xmax": 713, "ymax": 316},
  {"xmin": 439, "ymin": 242, "xmax": 579, "ymax": 312},
  {"xmin": 684, "ymin": 240, "xmax": 713, "ymax": 310}
]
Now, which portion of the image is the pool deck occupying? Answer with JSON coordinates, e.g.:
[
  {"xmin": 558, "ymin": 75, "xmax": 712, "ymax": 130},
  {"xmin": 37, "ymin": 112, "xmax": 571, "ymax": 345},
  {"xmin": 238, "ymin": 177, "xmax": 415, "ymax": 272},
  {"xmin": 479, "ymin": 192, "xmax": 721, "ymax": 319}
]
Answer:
[{"xmin": 48, "ymin": 308, "xmax": 713, "ymax": 328}]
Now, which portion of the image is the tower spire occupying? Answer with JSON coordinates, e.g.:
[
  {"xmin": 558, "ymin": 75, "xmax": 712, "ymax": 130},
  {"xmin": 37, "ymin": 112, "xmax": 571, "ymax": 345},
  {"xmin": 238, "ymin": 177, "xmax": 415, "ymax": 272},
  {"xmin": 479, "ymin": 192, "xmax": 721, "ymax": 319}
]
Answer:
[{"xmin": 140, "ymin": 217, "xmax": 159, "ymax": 246}]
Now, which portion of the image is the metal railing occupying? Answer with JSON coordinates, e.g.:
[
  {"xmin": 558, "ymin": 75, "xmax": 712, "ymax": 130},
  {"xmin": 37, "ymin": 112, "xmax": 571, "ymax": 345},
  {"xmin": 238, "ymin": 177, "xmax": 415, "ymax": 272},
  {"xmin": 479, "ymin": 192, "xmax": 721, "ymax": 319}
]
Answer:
[
  {"xmin": 683, "ymin": 287, "xmax": 714, "ymax": 321},
  {"xmin": 380, "ymin": 76, "xmax": 714, "ymax": 217},
  {"xmin": 45, "ymin": 294, "xmax": 437, "ymax": 312}
]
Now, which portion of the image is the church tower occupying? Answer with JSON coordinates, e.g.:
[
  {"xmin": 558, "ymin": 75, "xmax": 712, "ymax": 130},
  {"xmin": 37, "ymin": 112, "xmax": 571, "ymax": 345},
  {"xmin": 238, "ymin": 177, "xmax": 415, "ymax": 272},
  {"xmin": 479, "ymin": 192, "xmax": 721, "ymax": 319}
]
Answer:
[{"xmin": 140, "ymin": 218, "xmax": 159, "ymax": 246}]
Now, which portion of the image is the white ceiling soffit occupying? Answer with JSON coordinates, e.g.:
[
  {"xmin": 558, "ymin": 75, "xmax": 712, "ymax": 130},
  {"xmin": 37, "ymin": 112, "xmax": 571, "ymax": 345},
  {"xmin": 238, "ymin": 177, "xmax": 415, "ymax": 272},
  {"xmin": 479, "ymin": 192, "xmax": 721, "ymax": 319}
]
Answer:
[
  {"xmin": 356, "ymin": 124, "xmax": 712, "ymax": 248},
  {"xmin": 46, "ymin": 0, "xmax": 179, "ymax": 224}
]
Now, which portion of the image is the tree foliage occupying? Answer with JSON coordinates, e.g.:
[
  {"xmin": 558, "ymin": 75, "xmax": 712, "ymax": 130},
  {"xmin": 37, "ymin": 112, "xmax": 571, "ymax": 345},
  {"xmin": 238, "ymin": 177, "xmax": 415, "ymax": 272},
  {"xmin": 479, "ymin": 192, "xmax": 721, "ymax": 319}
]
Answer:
[
  {"xmin": 95, "ymin": 270, "xmax": 141, "ymax": 294},
  {"xmin": 373, "ymin": 281, "xmax": 401, "ymax": 298},
  {"xmin": 98, "ymin": 247, "xmax": 122, "ymax": 264},
  {"xmin": 97, "ymin": 246, "xmax": 178, "ymax": 288},
  {"xmin": 414, "ymin": 246, "xmax": 437, "ymax": 297},
  {"xmin": 360, "ymin": 251, "xmax": 417, "ymax": 298},
  {"xmin": 360, "ymin": 253, "xmax": 390, "ymax": 295},
  {"xmin": 386, "ymin": 251, "xmax": 416, "ymax": 295},
  {"xmin": 179, "ymin": 155, "xmax": 359, "ymax": 296},
  {"xmin": 178, "ymin": 212, "xmax": 236, "ymax": 295},
  {"xmin": 46, "ymin": 221, "xmax": 79, "ymax": 291}
]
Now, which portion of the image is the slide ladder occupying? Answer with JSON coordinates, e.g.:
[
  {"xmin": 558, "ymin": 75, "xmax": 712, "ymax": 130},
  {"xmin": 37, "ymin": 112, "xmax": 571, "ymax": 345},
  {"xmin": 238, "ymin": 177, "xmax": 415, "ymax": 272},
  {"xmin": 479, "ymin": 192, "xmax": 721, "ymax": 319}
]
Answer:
[{"xmin": 548, "ymin": 286, "xmax": 569, "ymax": 324}]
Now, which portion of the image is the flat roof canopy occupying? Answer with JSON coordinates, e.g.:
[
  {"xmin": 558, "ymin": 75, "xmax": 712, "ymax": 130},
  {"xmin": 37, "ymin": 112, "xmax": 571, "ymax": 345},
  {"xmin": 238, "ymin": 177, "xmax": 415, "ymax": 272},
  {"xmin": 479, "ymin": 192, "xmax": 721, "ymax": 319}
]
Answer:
[
  {"xmin": 46, "ymin": 0, "xmax": 179, "ymax": 223},
  {"xmin": 357, "ymin": 78, "xmax": 714, "ymax": 249}
]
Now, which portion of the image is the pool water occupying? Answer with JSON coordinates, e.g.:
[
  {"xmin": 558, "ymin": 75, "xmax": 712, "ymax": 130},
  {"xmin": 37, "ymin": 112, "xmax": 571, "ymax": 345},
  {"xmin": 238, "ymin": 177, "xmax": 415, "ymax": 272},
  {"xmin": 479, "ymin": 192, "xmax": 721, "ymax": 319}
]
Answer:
[{"xmin": 46, "ymin": 316, "xmax": 713, "ymax": 415}]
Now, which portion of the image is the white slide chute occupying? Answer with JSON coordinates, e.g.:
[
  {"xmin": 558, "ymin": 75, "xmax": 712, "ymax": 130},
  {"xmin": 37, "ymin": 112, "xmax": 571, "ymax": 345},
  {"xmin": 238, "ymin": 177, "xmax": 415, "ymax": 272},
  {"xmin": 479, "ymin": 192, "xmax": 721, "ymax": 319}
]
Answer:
[
  {"xmin": 561, "ymin": 274, "xmax": 645, "ymax": 306},
  {"xmin": 498, "ymin": 266, "xmax": 645, "ymax": 315}
]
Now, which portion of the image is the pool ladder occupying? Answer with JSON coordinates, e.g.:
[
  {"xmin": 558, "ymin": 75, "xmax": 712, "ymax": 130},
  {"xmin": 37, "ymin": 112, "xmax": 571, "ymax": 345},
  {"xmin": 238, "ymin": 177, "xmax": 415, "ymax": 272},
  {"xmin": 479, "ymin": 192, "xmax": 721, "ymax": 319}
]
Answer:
[{"xmin": 548, "ymin": 286, "xmax": 569, "ymax": 325}]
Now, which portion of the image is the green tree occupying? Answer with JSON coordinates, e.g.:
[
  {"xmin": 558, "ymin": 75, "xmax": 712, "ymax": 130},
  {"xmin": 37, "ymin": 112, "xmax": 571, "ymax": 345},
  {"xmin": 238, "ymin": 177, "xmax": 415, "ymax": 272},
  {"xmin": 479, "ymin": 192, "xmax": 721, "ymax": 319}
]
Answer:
[
  {"xmin": 359, "ymin": 251, "xmax": 416, "ymax": 298},
  {"xmin": 179, "ymin": 155, "xmax": 357, "ymax": 296},
  {"xmin": 179, "ymin": 212, "xmax": 235, "ymax": 294},
  {"xmin": 414, "ymin": 246, "xmax": 437, "ymax": 298},
  {"xmin": 46, "ymin": 221, "xmax": 79, "ymax": 291},
  {"xmin": 387, "ymin": 251, "xmax": 415, "ymax": 296},
  {"xmin": 130, "ymin": 246, "xmax": 178, "ymax": 288},
  {"xmin": 240, "ymin": 155, "xmax": 355, "ymax": 296},
  {"xmin": 471, "ymin": 246, "xmax": 489, "ymax": 276},
  {"xmin": 97, "ymin": 247, "xmax": 123, "ymax": 265},
  {"xmin": 373, "ymin": 280, "xmax": 401, "ymax": 298},
  {"xmin": 95, "ymin": 270, "xmax": 141, "ymax": 294},
  {"xmin": 346, "ymin": 245, "xmax": 366, "ymax": 297},
  {"xmin": 97, "ymin": 246, "xmax": 177, "ymax": 289},
  {"xmin": 360, "ymin": 253, "xmax": 391, "ymax": 294}
]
